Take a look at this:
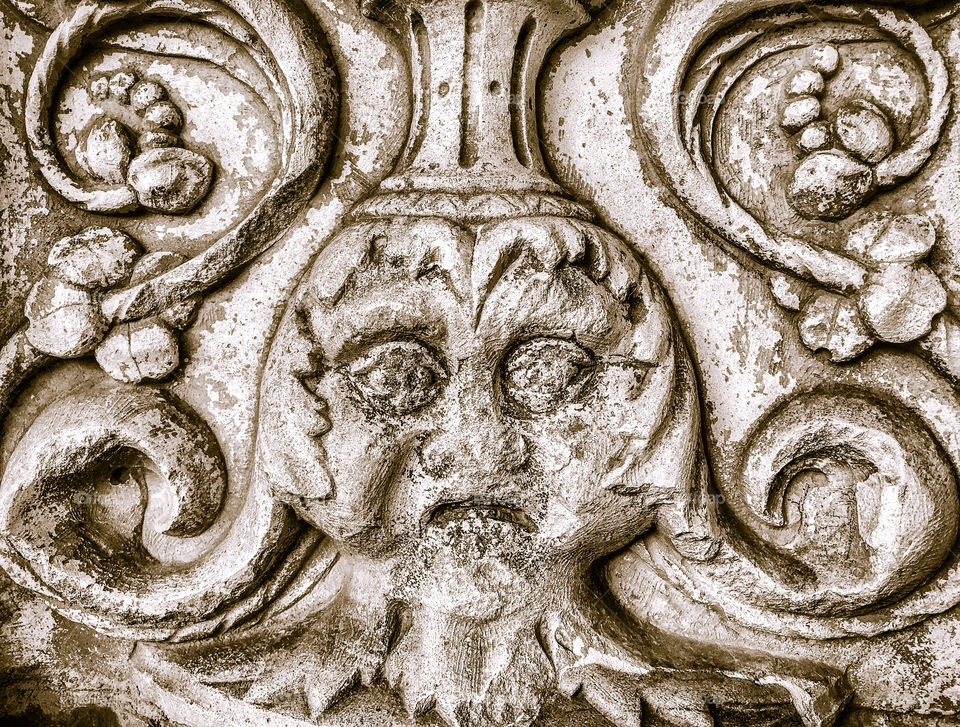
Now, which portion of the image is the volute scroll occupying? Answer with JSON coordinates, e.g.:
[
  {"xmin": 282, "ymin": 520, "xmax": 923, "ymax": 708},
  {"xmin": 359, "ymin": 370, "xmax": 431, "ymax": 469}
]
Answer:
[
  {"xmin": 639, "ymin": 0, "xmax": 960, "ymax": 374},
  {"xmin": 24, "ymin": 0, "xmax": 338, "ymax": 323},
  {"xmin": 0, "ymin": 384, "xmax": 297, "ymax": 641},
  {"xmin": 0, "ymin": 0, "xmax": 340, "ymax": 650}
]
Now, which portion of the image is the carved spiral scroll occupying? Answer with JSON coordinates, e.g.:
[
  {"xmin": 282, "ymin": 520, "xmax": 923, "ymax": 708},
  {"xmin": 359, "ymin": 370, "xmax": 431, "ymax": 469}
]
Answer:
[
  {"xmin": 0, "ymin": 385, "xmax": 293, "ymax": 640},
  {"xmin": 640, "ymin": 1, "xmax": 949, "ymax": 294},
  {"xmin": 643, "ymin": 377, "xmax": 960, "ymax": 638},
  {"xmin": 735, "ymin": 390, "xmax": 958, "ymax": 615},
  {"xmin": 26, "ymin": 0, "xmax": 338, "ymax": 323}
]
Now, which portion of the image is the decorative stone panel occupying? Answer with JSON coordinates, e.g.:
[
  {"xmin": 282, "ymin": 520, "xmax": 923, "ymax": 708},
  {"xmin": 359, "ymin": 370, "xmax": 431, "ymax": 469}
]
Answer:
[{"xmin": 1, "ymin": 0, "xmax": 960, "ymax": 725}]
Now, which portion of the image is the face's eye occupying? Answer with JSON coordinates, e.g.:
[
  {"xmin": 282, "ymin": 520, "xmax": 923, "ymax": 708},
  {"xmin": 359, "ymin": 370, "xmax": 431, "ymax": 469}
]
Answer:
[
  {"xmin": 502, "ymin": 337, "xmax": 595, "ymax": 414},
  {"xmin": 344, "ymin": 340, "xmax": 446, "ymax": 415}
]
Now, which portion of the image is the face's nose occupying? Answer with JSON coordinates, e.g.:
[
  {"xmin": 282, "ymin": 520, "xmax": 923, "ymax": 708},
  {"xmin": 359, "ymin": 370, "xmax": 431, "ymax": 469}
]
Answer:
[
  {"xmin": 419, "ymin": 419, "xmax": 529, "ymax": 479},
  {"xmin": 417, "ymin": 368, "xmax": 529, "ymax": 480}
]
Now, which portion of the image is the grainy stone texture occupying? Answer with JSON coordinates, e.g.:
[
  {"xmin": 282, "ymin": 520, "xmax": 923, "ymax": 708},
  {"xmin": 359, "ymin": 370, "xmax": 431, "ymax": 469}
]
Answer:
[{"xmin": 1, "ymin": 0, "xmax": 960, "ymax": 725}]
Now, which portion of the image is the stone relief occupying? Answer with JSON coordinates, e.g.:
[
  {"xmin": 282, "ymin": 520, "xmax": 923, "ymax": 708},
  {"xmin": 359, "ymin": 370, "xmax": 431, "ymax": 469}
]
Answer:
[{"xmin": 2, "ymin": 0, "xmax": 960, "ymax": 725}]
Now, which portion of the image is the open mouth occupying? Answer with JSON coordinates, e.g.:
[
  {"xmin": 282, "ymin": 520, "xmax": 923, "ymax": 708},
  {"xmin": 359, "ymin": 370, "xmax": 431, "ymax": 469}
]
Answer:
[{"xmin": 426, "ymin": 500, "xmax": 538, "ymax": 533}]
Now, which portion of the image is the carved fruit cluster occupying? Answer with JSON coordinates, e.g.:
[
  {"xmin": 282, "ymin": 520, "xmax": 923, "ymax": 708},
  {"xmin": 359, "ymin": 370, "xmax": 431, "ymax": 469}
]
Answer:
[
  {"xmin": 782, "ymin": 44, "xmax": 897, "ymax": 221},
  {"xmin": 850, "ymin": 212, "xmax": 947, "ymax": 343},
  {"xmin": 773, "ymin": 213, "xmax": 947, "ymax": 361},
  {"xmin": 81, "ymin": 70, "xmax": 213, "ymax": 214},
  {"xmin": 24, "ymin": 227, "xmax": 199, "ymax": 382}
]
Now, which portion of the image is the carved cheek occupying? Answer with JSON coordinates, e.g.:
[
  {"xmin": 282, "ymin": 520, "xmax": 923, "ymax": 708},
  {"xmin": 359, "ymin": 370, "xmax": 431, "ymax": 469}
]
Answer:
[
  {"xmin": 536, "ymin": 435, "xmax": 574, "ymax": 474},
  {"xmin": 533, "ymin": 410, "xmax": 621, "ymax": 523},
  {"xmin": 539, "ymin": 433, "xmax": 599, "ymax": 538},
  {"xmin": 540, "ymin": 366, "xmax": 668, "ymax": 542},
  {"xmin": 308, "ymin": 372, "xmax": 428, "ymax": 533},
  {"xmin": 324, "ymin": 378, "xmax": 411, "ymax": 475}
]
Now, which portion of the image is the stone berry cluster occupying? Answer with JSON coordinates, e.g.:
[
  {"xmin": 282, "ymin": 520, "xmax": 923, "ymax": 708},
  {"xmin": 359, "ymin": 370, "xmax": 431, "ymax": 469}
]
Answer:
[
  {"xmin": 780, "ymin": 44, "xmax": 897, "ymax": 221},
  {"xmin": 774, "ymin": 45, "xmax": 948, "ymax": 348},
  {"xmin": 24, "ymin": 227, "xmax": 200, "ymax": 383},
  {"xmin": 779, "ymin": 212, "xmax": 948, "ymax": 362},
  {"xmin": 82, "ymin": 70, "xmax": 213, "ymax": 215},
  {"xmin": 848, "ymin": 212, "xmax": 946, "ymax": 344}
]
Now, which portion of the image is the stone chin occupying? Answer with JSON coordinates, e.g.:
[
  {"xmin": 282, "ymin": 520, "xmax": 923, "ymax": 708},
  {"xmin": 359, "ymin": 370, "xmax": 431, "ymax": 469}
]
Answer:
[{"xmin": 382, "ymin": 592, "xmax": 558, "ymax": 727}]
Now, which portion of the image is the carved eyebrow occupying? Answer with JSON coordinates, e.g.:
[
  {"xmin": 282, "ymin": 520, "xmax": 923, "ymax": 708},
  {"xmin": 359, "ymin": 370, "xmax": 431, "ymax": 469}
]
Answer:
[
  {"xmin": 337, "ymin": 324, "xmax": 447, "ymax": 362},
  {"xmin": 476, "ymin": 268, "xmax": 628, "ymax": 348},
  {"xmin": 308, "ymin": 231, "xmax": 470, "ymax": 310},
  {"xmin": 470, "ymin": 221, "xmax": 644, "ymax": 328},
  {"xmin": 412, "ymin": 244, "xmax": 471, "ymax": 304},
  {"xmin": 302, "ymin": 294, "xmax": 449, "ymax": 363}
]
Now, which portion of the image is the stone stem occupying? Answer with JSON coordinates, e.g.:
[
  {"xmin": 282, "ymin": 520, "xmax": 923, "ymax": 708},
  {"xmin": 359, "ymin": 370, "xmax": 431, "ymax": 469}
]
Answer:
[{"xmin": 362, "ymin": 0, "xmax": 589, "ymax": 194}]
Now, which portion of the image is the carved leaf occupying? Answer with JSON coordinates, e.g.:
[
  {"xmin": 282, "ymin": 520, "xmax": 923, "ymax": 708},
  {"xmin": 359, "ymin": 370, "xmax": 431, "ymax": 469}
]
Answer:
[
  {"xmin": 23, "ymin": 278, "xmax": 108, "ymax": 358},
  {"xmin": 846, "ymin": 212, "xmax": 937, "ymax": 264},
  {"xmin": 94, "ymin": 318, "xmax": 180, "ymax": 383},
  {"xmin": 46, "ymin": 226, "xmax": 141, "ymax": 290}
]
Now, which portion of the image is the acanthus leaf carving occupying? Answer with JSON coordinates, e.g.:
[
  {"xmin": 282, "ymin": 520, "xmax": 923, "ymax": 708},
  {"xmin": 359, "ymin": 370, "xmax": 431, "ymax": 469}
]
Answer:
[
  {"xmin": 24, "ymin": 0, "xmax": 338, "ymax": 322},
  {"xmin": 130, "ymin": 0, "xmax": 849, "ymax": 722}
]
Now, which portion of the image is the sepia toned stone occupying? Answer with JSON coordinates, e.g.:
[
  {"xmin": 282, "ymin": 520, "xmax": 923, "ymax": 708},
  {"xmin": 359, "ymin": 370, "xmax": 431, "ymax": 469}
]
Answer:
[
  {"xmin": 781, "ymin": 95, "xmax": 823, "ymax": 132},
  {"xmin": 835, "ymin": 101, "xmax": 896, "ymax": 164},
  {"xmin": 129, "ymin": 81, "xmax": 167, "ymax": 112},
  {"xmin": 95, "ymin": 318, "xmax": 181, "ymax": 383},
  {"xmin": 23, "ymin": 277, "xmax": 109, "ymax": 357},
  {"xmin": 788, "ymin": 150, "xmax": 875, "ymax": 220},
  {"xmin": 142, "ymin": 101, "xmax": 183, "ymax": 132},
  {"xmin": 79, "ymin": 117, "xmax": 134, "ymax": 184},
  {"xmin": 46, "ymin": 226, "xmax": 141, "ymax": 290},
  {"xmin": 2, "ymin": 0, "xmax": 960, "ymax": 725},
  {"xmin": 127, "ymin": 147, "xmax": 214, "ymax": 214}
]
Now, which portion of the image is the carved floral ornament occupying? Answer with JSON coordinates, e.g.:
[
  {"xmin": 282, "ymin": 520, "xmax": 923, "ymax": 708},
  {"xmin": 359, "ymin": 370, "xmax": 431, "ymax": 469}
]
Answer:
[{"xmin": 4, "ymin": 0, "xmax": 960, "ymax": 726}]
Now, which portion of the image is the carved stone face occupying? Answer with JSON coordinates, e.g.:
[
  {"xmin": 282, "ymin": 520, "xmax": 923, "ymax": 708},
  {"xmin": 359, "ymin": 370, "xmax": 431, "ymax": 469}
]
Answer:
[
  {"xmin": 259, "ymin": 215, "xmax": 701, "ymax": 584},
  {"xmin": 253, "ymin": 215, "xmax": 709, "ymax": 725}
]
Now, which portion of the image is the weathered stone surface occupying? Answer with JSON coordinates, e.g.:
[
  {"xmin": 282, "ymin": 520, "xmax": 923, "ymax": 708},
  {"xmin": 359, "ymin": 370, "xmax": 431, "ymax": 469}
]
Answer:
[{"xmin": 2, "ymin": 0, "xmax": 960, "ymax": 725}]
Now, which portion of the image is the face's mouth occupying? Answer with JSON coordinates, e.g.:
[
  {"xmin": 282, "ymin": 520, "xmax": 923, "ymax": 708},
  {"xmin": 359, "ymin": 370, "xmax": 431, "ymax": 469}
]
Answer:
[{"xmin": 425, "ymin": 500, "xmax": 538, "ymax": 533}]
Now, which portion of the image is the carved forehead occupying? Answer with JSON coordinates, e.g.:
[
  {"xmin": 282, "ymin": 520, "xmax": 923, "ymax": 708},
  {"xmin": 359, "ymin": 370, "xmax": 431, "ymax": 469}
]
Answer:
[
  {"xmin": 303, "ymin": 218, "xmax": 471, "ymax": 307},
  {"xmin": 296, "ymin": 216, "xmax": 671, "ymax": 359}
]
